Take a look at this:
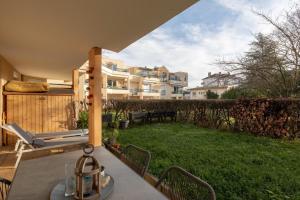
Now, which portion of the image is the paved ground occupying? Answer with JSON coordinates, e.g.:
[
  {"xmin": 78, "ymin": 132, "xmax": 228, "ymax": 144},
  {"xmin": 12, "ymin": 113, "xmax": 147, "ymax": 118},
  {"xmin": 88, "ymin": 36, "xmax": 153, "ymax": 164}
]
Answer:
[{"xmin": 0, "ymin": 146, "xmax": 16, "ymax": 180}]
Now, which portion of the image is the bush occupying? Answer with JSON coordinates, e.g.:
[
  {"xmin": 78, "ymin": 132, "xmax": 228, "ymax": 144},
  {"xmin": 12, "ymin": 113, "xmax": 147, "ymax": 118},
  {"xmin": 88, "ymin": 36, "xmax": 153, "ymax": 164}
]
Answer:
[
  {"xmin": 77, "ymin": 111, "xmax": 88, "ymax": 129},
  {"xmin": 206, "ymin": 90, "xmax": 219, "ymax": 99},
  {"xmin": 105, "ymin": 99, "xmax": 300, "ymax": 139},
  {"xmin": 221, "ymin": 87, "xmax": 265, "ymax": 99}
]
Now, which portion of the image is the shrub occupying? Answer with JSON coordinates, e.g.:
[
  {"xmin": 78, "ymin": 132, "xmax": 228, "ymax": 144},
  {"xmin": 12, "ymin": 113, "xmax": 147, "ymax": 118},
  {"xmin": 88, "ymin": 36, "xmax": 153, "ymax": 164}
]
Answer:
[
  {"xmin": 77, "ymin": 111, "xmax": 88, "ymax": 129},
  {"xmin": 105, "ymin": 99, "xmax": 300, "ymax": 139},
  {"xmin": 221, "ymin": 87, "xmax": 265, "ymax": 99},
  {"xmin": 206, "ymin": 90, "xmax": 219, "ymax": 99}
]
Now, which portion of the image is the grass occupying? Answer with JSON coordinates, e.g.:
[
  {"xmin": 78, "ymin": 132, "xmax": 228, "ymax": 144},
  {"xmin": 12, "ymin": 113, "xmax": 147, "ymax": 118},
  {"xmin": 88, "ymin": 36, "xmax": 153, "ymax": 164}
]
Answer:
[{"xmin": 117, "ymin": 123, "xmax": 300, "ymax": 200}]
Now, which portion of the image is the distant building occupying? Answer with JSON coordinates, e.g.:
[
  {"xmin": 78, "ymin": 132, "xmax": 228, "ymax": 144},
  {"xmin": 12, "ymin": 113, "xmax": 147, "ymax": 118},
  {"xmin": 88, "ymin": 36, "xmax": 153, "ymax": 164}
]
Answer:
[
  {"xmin": 202, "ymin": 72, "xmax": 241, "ymax": 88},
  {"xmin": 80, "ymin": 57, "xmax": 188, "ymax": 100},
  {"xmin": 129, "ymin": 66, "xmax": 188, "ymax": 100},
  {"xmin": 189, "ymin": 72, "xmax": 241, "ymax": 99},
  {"xmin": 189, "ymin": 86, "xmax": 228, "ymax": 100}
]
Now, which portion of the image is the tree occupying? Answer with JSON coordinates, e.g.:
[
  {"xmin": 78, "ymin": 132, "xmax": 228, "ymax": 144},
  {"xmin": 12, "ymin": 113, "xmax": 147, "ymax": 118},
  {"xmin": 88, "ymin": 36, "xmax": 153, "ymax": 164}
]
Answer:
[
  {"xmin": 221, "ymin": 87, "xmax": 265, "ymax": 99},
  {"xmin": 206, "ymin": 90, "xmax": 219, "ymax": 99},
  {"xmin": 218, "ymin": 7, "xmax": 300, "ymax": 97}
]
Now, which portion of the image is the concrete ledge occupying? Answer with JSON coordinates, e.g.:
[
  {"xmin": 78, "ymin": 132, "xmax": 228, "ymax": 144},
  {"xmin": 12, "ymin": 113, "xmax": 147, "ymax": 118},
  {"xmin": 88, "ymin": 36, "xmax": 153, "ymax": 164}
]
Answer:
[{"xmin": 21, "ymin": 142, "xmax": 86, "ymax": 161}]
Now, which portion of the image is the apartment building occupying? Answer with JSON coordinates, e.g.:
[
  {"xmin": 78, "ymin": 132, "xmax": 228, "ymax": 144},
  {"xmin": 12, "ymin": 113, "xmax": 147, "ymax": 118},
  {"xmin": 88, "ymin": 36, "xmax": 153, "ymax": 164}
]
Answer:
[
  {"xmin": 202, "ymin": 72, "xmax": 240, "ymax": 87},
  {"xmin": 189, "ymin": 72, "xmax": 240, "ymax": 99},
  {"xmin": 189, "ymin": 86, "xmax": 228, "ymax": 99},
  {"xmin": 102, "ymin": 57, "xmax": 131, "ymax": 100},
  {"xmin": 80, "ymin": 57, "xmax": 188, "ymax": 100},
  {"xmin": 127, "ymin": 66, "xmax": 160, "ymax": 100}
]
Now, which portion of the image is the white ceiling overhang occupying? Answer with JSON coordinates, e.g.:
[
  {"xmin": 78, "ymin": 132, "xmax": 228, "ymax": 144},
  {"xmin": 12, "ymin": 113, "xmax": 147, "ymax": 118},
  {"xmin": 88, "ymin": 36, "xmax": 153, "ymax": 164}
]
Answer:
[{"xmin": 0, "ymin": 0, "xmax": 198, "ymax": 80}]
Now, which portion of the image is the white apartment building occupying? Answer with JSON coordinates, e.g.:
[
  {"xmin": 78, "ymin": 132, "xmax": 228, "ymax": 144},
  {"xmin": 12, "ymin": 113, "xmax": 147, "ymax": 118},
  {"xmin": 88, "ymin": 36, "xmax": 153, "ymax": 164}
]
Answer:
[
  {"xmin": 202, "ymin": 72, "xmax": 241, "ymax": 87},
  {"xmin": 189, "ymin": 72, "xmax": 240, "ymax": 99},
  {"xmin": 80, "ymin": 57, "xmax": 188, "ymax": 100},
  {"xmin": 189, "ymin": 86, "xmax": 228, "ymax": 99}
]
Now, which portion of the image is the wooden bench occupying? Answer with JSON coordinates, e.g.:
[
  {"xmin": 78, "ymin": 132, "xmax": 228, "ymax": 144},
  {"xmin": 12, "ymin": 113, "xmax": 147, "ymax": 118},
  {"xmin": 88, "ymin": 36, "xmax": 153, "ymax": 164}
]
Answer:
[
  {"xmin": 129, "ymin": 112, "xmax": 148, "ymax": 124},
  {"xmin": 102, "ymin": 113, "xmax": 113, "ymax": 127},
  {"xmin": 147, "ymin": 111, "xmax": 177, "ymax": 123}
]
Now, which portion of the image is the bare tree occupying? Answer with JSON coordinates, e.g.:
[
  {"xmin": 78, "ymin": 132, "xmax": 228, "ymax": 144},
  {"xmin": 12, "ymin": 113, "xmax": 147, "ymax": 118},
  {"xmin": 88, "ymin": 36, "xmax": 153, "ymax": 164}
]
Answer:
[{"xmin": 218, "ymin": 7, "xmax": 300, "ymax": 97}]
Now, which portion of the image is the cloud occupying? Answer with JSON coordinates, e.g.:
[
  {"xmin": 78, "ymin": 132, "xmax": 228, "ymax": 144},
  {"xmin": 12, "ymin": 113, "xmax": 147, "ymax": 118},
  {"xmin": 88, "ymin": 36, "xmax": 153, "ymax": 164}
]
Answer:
[{"xmin": 104, "ymin": 0, "xmax": 298, "ymax": 87}]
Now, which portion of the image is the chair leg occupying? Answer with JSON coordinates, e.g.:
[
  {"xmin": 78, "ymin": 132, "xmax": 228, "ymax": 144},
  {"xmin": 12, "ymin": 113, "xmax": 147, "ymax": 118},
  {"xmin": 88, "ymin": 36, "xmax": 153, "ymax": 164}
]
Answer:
[
  {"xmin": 14, "ymin": 143, "xmax": 24, "ymax": 168},
  {"xmin": 14, "ymin": 139, "xmax": 21, "ymax": 152}
]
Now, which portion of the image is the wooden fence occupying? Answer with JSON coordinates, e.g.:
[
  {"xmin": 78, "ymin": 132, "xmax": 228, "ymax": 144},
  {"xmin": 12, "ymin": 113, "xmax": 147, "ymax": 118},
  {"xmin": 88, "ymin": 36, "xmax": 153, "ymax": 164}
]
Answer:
[{"xmin": 3, "ymin": 92, "xmax": 75, "ymax": 145}]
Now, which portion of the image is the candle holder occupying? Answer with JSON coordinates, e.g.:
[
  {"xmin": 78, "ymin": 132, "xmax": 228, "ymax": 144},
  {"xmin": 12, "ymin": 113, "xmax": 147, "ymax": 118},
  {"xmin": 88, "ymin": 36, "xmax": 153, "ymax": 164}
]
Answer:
[{"xmin": 74, "ymin": 144, "xmax": 101, "ymax": 200}]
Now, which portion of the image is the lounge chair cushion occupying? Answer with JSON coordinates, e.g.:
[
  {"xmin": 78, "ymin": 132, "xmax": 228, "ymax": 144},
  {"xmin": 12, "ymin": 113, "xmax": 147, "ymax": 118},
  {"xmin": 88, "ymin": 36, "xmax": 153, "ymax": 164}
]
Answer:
[{"xmin": 5, "ymin": 80, "xmax": 49, "ymax": 93}]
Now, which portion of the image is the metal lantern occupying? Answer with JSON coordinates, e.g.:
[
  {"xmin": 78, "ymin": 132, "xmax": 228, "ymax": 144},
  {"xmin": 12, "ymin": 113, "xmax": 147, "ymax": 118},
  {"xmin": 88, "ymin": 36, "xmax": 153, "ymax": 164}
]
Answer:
[{"xmin": 74, "ymin": 144, "xmax": 101, "ymax": 200}]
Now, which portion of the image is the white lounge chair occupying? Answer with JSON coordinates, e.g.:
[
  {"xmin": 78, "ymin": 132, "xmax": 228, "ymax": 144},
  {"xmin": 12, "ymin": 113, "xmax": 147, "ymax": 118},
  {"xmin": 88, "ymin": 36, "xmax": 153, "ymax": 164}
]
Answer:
[{"xmin": 1, "ymin": 123, "xmax": 88, "ymax": 150}]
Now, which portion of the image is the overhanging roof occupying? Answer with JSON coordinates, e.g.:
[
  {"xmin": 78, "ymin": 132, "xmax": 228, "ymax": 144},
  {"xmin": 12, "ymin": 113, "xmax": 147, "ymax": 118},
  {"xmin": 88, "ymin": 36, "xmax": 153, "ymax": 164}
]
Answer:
[{"xmin": 0, "ymin": 0, "xmax": 198, "ymax": 80}]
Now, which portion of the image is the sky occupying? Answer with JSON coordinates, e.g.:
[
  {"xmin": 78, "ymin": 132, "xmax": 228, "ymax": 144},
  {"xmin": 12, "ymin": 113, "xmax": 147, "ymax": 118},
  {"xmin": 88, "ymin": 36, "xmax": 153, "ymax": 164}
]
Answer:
[{"xmin": 104, "ymin": 0, "xmax": 299, "ymax": 88}]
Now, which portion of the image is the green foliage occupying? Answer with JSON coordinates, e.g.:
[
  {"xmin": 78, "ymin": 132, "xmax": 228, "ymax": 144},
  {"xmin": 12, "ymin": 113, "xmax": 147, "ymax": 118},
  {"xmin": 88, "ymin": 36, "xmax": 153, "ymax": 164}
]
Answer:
[
  {"xmin": 206, "ymin": 90, "xmax": 219, "ymax": 99},
  {"xmin": 118, "ymin": 123, "xmax": 300, "ymax": 200},
  {"xmin": 77, "ymin": 111, "xmax": 88, "ymax": 129},
  {"xmin": 107, "ymin": 99, "xmax": 300, "ymax": 139},
  {"xmin": 108, "ymin": 122, "xmax": 119, "ymax": 139},
  {"xmin": 221, "ymin": 87, "xmax": 265, "ymax": 99}
]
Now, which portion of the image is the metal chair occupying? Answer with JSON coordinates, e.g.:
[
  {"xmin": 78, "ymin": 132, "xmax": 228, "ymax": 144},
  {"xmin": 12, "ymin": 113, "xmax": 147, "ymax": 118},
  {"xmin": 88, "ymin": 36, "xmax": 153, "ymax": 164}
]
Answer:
[
  {"xmin": 155, "ymin": 166, "xmax": 216, "ymax": 200},
  {"xmin": 122, "ymin": 144, "xmax": 151, "ymax": 177},
  {"xmin": 0, "ymin": 177, "xmax": 11, "ymax": 200}
]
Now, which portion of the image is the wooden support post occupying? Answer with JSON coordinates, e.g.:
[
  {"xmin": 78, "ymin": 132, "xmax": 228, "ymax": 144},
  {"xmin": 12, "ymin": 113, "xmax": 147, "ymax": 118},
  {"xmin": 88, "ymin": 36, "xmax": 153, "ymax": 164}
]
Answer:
[
  {"xmin": 103, "ymin": 74, "xmax": 108, "ymax": 100},
  {"xmin": 72, "ymin": 69, "xmax": 80, "ymax": 123},
  {"xmin": 139, "ymin": 77, "xmax": 144, "ymax": 100},
  {"xmin": 88, "ymin": 47, "xmax": 102, "ymax": 147},
  {"xmin": 0, "ymin": 79, "xmax": 4, "ymax": 146},
  {"xmin": 72, "ymin": 69, "xmax": 80, "ymax": 102}
]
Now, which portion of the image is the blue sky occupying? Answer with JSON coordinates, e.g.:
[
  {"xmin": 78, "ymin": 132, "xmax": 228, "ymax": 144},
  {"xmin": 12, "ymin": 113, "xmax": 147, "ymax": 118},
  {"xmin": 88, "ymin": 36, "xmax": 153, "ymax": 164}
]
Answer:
[{"xmin": 104, "ymin": 0, "xmax": 298, "ymax": 87}]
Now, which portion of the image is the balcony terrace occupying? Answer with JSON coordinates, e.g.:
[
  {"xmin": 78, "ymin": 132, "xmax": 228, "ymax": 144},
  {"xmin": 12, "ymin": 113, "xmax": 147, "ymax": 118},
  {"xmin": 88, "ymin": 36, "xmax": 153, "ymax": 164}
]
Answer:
[
  {"xmin": 102, "ymin": 65, "xmax": 130, "ymax": 78},
  {"xmin": 105, "ymin": 86, "xmax": 130, "ymax": 95}
]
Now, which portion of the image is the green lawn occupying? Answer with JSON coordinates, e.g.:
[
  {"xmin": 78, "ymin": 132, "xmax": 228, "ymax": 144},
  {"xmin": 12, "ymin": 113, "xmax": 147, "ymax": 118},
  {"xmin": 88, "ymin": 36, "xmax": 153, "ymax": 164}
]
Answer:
[{"xmin": 117, "ymin": 123, "xmax": 300, "ymax": 200}]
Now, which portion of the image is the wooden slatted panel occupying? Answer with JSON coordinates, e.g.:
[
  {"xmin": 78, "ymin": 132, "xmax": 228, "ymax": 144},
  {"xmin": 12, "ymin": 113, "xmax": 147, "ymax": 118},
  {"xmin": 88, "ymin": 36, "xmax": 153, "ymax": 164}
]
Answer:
[{"xmin": 4, "ymin": 94, "xmax": 74, "ymax": 146}]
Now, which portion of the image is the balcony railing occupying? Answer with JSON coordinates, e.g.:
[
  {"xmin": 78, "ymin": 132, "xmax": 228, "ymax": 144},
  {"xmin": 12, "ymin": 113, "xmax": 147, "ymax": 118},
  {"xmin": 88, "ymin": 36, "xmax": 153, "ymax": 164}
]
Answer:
[
  {"xmin": 112, "ymin": 67, "xmax": 128, "ymax": 72},
  {"xmin": 172, "ymin": 91, "xmax": 184, "ymax": 94},
  {"xmin": 130, "ymin": 89, "xmax": 159, "ymax": 94},
  {"xmin": 132, "ymin": 72, "xmax": 158, "ymax": 78},
  {"xmin": 107, "ymin": 86, "xmax": 128, "ymax": 90},
  {"xmin": 103, "ymin": 64, "xmax": 129, "ymax": 73},
  {"xmin": 142, "ymin": 89, "xmax": 159, "ymax": 93}
]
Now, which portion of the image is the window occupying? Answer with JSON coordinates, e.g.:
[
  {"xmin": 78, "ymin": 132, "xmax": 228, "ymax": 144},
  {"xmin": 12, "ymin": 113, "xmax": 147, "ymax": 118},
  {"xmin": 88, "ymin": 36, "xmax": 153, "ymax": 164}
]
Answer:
[
  {"xmin": 111, "ymin": 64, "xmax": 117, "ymax": 71},
  {"xmin": 107, "ymin": 80, "xmax": 116, "ymax": 87},
  {"xmin": 161, "ymin": 90, "xmax": 166, "ymax": 95},
  {"xmin": 193, "ymin": 92, "xmax": 196, "ymax": 96}
]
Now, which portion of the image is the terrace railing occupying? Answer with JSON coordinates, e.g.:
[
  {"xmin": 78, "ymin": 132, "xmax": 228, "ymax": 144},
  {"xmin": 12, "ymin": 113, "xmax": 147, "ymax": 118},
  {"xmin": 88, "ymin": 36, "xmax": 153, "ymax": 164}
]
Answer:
[
  {"xmin": 107, "ymin": 86, "xmax": 128, "ymax": 90},
  {"xmin": 130, "ymin": 89, "xmax": 159, "ymax": 94}
]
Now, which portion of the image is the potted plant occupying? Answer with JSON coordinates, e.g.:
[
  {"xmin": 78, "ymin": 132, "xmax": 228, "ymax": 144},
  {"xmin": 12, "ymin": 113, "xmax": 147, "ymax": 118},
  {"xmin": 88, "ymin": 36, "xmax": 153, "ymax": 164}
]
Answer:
[
  {"xmin": 107, "ymin": 122, "xmax": 119, "ymax": 146},
  {"xmin": 77, "ymin": 111, "xmax": 88, "ymax": 134},
  {"xmin": 119, "ymin": 119, "xmax": 129, "ymax": 129}
]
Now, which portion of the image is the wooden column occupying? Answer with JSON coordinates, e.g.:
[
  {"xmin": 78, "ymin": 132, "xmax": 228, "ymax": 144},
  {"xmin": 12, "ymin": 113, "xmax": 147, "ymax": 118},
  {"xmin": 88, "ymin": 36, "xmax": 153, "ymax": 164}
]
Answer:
[
  {"xmin": 0, "ymin": 79, "xmax": 4, "ymax": 146},
  {"xmin": 72, "ymin": 69, "xmax": 80, "ymax": 122},
  {"xmin": 72, "ymin": 69, "xmax": 80, "ymax": 102},
  {"xmin": 88, "ymin": 47, "xmax": 102, "ymax": 147},
  {"xmin": 103, "ymin": 74, "xmax": 108, "ymax": 100},
  {"xmin": 139, "ymin": 77, "xmax": 144, "ymax": 100}
]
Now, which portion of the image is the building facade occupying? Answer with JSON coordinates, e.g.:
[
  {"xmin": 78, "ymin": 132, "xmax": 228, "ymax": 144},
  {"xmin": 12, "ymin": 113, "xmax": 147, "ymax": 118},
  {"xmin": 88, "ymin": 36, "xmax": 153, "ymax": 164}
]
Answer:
[
  {"xmin": 189, "ymin": 72, "xmax": 240, "ymax": 99},
  {"xmin": 189, "ymin": 86, "xmax": 228, "ymax": 99},
  {"xmin": 80, "ymin": 57, "xmax": 188, "ymax": 100},
  {"xmin": 202, "ymin": 72, "xmax": 240, "ymax": 87}
]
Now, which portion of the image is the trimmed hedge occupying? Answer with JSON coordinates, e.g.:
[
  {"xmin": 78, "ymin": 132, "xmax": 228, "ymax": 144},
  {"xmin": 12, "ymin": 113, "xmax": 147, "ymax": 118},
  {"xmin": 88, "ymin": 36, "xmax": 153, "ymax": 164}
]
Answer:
[{"xmin": 104, "ymin": 99, "xmax": 300, "ymax": 139}]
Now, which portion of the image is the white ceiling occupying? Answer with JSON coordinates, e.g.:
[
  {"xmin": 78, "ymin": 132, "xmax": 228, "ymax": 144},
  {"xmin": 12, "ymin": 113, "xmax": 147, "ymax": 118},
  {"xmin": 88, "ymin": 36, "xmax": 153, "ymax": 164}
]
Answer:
[{"xmin": 0, "ymin": 0, "xmax": 198, "ymax": 80}]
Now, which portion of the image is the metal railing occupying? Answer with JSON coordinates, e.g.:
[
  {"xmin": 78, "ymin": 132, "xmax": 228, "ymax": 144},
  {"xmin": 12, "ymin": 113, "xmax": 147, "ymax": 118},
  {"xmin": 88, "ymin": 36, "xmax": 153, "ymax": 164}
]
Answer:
[
  {"xmin": 130, "ymin": 89, "xmax": 159, "ymax": 94},
  {"xmin": 142, "ymin": 89, "xmax": 159, "ymax": 93},
  {"xmin": 172, "ymin": 91, "xmax": 184, "ymax": 94},
  {"xmin": 107, "ymin": 86, "xmax": 128, "ymax": 90}
]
